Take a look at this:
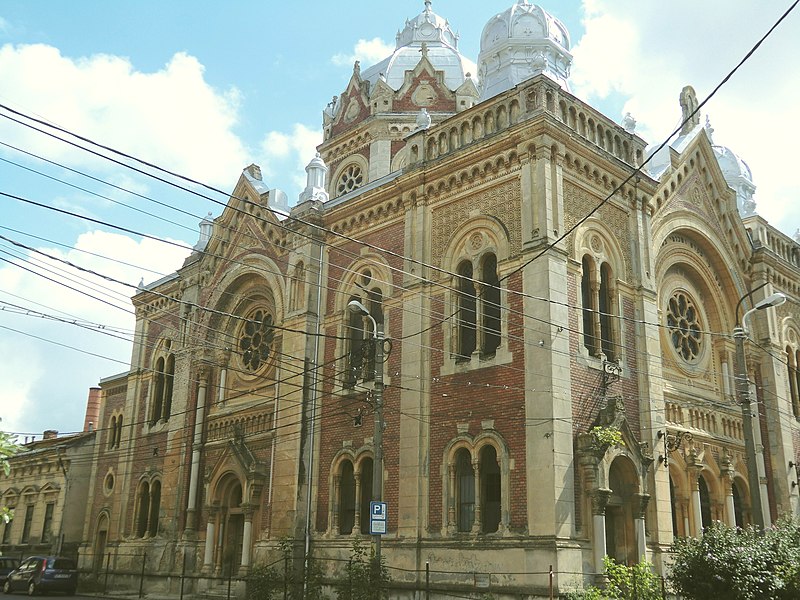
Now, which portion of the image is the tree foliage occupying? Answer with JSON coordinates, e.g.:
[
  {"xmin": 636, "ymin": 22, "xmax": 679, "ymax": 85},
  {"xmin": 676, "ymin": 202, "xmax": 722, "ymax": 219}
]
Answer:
[
  {"xmin": 1, "ymin": 422, "xmax": 20, "ymax": 524},
  {"xmin": 669, "ymin": 518, "xmax": 800, "ymax": 600},
  {"xmin": 564, "ymin": 557, "xmax": 660, "ymax": 599},
  {"xmin": 336, "ymin": 538, "xmax": 390, "ymax": 600}
]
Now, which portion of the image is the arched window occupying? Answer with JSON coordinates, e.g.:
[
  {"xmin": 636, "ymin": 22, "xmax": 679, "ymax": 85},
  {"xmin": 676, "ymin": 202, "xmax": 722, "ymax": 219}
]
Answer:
[
  {"xmin": 670, "ymin": 476, "xmax": 679, "ymax": 537},
  {"xmin": 135, "ymin": 481, "xmax": 150, "ymax": 538},
  {"xmin": 456, "ymin": 261, "xmax": 477, "ymax": 360},
  {"xmin": 150, "ymin": 351, "xmax": 175, "ymax": 424},
  {"xmin": 148, "ymin": 480, "xmax": 161, "ymax": 537},
  {"xmin": 344, "ymin": 268, "xmax": 384, "ymax": 388},
  {"xmin": 108, "ymin": 416, "xmax": 117, "ymax": 450},
  {"xmin": 151, "ymin": 357, "xmax": 165, "ymax": 425},
  {"xmin": 291, "ymin": 262, "xmax": 306, "ymax": 312},
  {"xmin": 456, "ymin": 253, "xmax": 501, "ymax": 361},
  {"xmin": 479, "ymin": 445, "xmax": 501, "ymax": 533},
  {"xmin": 480, "ymin": 254, "xmax": 501, "ymax": 358},
  {"xmin": 581, "ymin": 255, "xmax": 617, "ymax": 361},
  {"xmin": 358, "ymin": 458, "xmax": 374, "ymax": 535},
  {"xmin": 698, "ymin": 476, "xmax": 712, "ymax": 530},
  {"xmin": 338, "ymin": 460, "xmax": 356, "ymax": 535},
  {"xmin": 732, "ymin": 480, "xmax": 745, "ymax": 528},
  {"xmin": 787, "ymin": 347, "xmax": 800, "ymax": 418},
  {"xmin": 115, "ymin": 416, "xmax": 123, "ymax": 448},
  {"xmin": 455, "ymin": 449, "xmax": 475, "ymax": 532}
]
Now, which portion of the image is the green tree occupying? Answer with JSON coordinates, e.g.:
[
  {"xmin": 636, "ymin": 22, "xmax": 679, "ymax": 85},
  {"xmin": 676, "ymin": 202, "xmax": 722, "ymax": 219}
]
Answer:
[
  {"xmin": 336, "ymin": 538, "xmax": 389, "ymax": 600},
  {"xmin": 563, "ymin": 557, "xmax": 660, "ymax": 599},
  {"xmin": 1, "ymin": 422, "xmax": 20, "ymax": 524},
  {"xmin": 669, "ymin": 518, "xmax": 800, "ymax": 600}
]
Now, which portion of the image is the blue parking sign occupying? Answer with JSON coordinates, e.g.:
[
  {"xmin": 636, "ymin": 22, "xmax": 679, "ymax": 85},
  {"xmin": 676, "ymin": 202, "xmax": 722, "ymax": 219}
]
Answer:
[{"xmin": 369, "ymin": 501, "xmax": 387, "ymax": 535}]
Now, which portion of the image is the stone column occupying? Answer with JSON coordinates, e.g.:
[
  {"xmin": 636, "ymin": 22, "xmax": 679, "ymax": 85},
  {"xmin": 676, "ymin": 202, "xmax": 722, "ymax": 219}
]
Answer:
[
  {"xmin": 202, "ymin": 505, "xmax": 218, "ymax": 573},
  {"xmin": 332, "ymin": 475, "xmax": 341, "ymax": 533},
  {"xmin": 239, "ymin": 505, "xmax": 254, "ymax": 574},
  {"xmin": 592, "ymin": 489, "xmax": 612, "ymax": 576},
  {"xmin": 353, "ymin": 472, "xmax": 362, "ymax": 535},
  {"xmin": 689, "ymin": 471, "xmax": 703, "ymax": 536},
  {"xmin": 447, "ymin": 464, "xmax": 456, "ymax": 532},
  {"xmin": 633, "ymin": 493, "xmax": 650, "ymax": 562},
  {"xmin": 472, "ymin": 459, "xmax": 482, "ymax": 533},
  {"xmin": 186, "ymin": 369, "xmax": 209, "ymax": 533}
]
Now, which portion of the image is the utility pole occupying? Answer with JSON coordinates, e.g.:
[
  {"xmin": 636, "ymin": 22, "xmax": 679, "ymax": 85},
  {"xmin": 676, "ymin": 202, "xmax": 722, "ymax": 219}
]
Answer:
[{"xmin": 734, "ymin": 290, "xmax": 786, "ymax": 531}]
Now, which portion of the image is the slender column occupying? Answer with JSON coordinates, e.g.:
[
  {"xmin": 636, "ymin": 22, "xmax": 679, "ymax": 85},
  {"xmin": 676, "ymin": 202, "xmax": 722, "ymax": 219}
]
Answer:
[
  {"xmin": 214, "ymin": 511, "xmax": 224, "ymax": 575},
  {"xmin": 592, "ymin": 489, "xmax": 612, "ymax": 576},
  {"xmin": 353, "ymin": 472, "xmax": 362, "ymax": 535},
  {"xmin": 239, "ymin": 505, "xmax": 254, "ymax": 573},
  {"xmin": 689, "ymin": 473, "xmax": 703, "ymax": 535},
  {"xmin": 681, "ymin": 498, "xmax": 690, "ymax": 537},
  {"xmin": 186, "ymin": 370, "xmax": 209, "ymax": 533},
  {"xmin": 447, "ymin": 464, "xmax": 456, "ymax": 532},
  {"xmin": 203, "ymin": 505, "xmax": 218, "ymax": 572},
  {"xmin": 332, "ymin": 475, "xmax": 341, "ymax": 533},
  {"xmin": 632, "ymin": 493, "xmax": 650, "ymax": 561},
  {"xmin": 471, "ymin": 459, "xmax": 482, "ymax": 533},
  {"xmin": 591, "ymin": 281, "xmax": 602, "ymax": 356},
  {"xmin": 725, "ymin": 485, "xmax": 736, "ymax": 527}
]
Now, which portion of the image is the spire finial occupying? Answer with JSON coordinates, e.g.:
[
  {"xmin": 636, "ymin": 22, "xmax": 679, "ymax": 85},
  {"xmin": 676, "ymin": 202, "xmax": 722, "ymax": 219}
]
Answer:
[{"xmin": 424, "ymin": 0, "xmax": 432, "ymax": 12}]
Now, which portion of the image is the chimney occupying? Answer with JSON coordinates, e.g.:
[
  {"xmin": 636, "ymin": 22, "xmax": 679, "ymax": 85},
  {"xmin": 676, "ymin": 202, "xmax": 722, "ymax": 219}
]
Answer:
[
  {"xmin": 43, "ymin": 430, "xmax": 58, "ymax": 440},
  {"xmin": 84, "ymin": 387, "xmax": 101, "ymax": 433}
]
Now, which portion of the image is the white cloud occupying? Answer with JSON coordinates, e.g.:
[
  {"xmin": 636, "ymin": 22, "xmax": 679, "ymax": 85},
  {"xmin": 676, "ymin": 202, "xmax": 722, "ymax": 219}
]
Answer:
[
  {"xmin": 331, "ymin": 37, "xmax": 394, "ymax": 68},
  {"xmin": 259, "ymin": 124, "xmax": 322, "ymax": 199},
  {"xmin": 0, "ymin": 230, "xmax": 191, "ymax": 435},
  {"xmin": 570, "ymin": 0, "xmax": 800, "ymax": 234},
  {"xmin": 0, "ymin": 44, "xmax": 248, "ymax": 187}
]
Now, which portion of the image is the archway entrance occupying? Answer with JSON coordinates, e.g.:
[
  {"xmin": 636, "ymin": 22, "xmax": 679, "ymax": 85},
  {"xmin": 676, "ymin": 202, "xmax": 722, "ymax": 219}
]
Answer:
[
  {"xmin": 217, "ymin": 475, "xmax": 244, "ymax": 576},
  {"xmin": 605, "ymin": 457, "xmax": 639, "ymax": 565}
]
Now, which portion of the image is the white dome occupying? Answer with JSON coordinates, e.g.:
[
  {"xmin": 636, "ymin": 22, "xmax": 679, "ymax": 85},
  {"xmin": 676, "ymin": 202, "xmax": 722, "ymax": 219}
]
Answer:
[
  {"xmin": 478, "ymin": 1, "xmax": 572, "ymax": 101},
  {"xmin": 713, "ymin": 145, "xmax": 756, "ymax": 217},
  {"xmin": 361, "ymin": 1, "xmax": 477, "ymax": 92}
]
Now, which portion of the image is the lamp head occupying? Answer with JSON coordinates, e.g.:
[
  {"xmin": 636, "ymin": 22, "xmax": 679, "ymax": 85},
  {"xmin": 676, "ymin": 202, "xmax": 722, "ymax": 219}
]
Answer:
[
  {"xmin": 347, "ymin": 299, "xmax": 370, "ymax": 316},
  {"xmin": 754, "ymin": 292, "xmax": 787, "ymax": 310}
]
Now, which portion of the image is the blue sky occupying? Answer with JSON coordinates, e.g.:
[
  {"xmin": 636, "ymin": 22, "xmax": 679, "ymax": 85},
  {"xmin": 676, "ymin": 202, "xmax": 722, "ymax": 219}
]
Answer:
[{"xmin": 1, "ymin": 1, "xmax": 799, "ymax": 438}]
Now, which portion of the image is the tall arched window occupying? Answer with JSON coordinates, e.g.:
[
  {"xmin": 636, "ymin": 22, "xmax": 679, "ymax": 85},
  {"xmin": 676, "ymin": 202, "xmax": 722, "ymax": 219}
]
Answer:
[
  {"xmin": 358, "ymin": 458, "xmax": 374, "ymax": 535},
  {"xmin": 150, "ymin": 351, "xmax": 175, "ymax": 424},
  {"xmin": 698, "ymin": 476, "xmax": 712, "ymax": 531},
  {"xmin": 456, "ymin": 261, "xmax": 477, "ymax": 360},
  {"xmin": 344, "ymin": 268, "xmax": 384, "ymax": 388},
  {"xmin": 456, "ymin": 253, "xmax": 501, "ymax": 362},
  {"xmin": 581, "ymin": 255, "xmax": 617, "ymax": 360},
  {"xmin": 455, "ymin": 449, "xmax": 475, "ymax": 532},
  {"xmin": 108, "ymin": 417, "xmax": 117, "ymax": 450},
  {"xmin": 148, "ymin": 480, "xmax": 161, "ymax": 537},
  {"xmin": 479, "ymin": 445, "xmax": 501, "ymax": 533},
  {"xmin": 787, "ymin": 347, "xmax": 800, "ymax": 418},
  {"xmin": 481, "ymin": 254, "xmax": 501, "ymax": 358},
  {"xmin": 732, "ymin": 481, "xmax": 745, "ymax": 528},
  {"xmin": 338, "ymin": 460, "xmax": 356, "ymax": 535},
  {"xmin": 135, "ymin": 482, "xmax": 150, "ymax": 538}
]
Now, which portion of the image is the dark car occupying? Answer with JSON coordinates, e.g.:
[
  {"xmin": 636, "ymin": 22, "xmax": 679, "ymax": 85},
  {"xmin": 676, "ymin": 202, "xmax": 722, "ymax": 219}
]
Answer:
[
  {"xmin": 3, "ymin": 556, "xmax": 77, "ymax": 596},
  {"xmin": 0, "ymin": 557, "xmax": 20, "ymax": 585}
]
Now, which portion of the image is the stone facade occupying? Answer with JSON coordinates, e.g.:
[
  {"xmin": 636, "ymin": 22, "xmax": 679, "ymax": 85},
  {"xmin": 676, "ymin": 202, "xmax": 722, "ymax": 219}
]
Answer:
[{"xmin": 76, "ymin": 3, "xmax": 800, "ymax": 598}]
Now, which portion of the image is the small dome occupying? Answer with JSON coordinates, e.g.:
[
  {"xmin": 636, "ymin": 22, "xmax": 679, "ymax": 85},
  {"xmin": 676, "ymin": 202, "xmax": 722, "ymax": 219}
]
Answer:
[
  {"xmin": 361, "ymin": 1, "xmax": 477, "ymax": 92},
  {"xmin": 478, "ymin": 1, "xmax": 572, "ymax": 101},
  {"xmin": 713, "ymin": 145, "xmax": 756, "ymax": 217}
]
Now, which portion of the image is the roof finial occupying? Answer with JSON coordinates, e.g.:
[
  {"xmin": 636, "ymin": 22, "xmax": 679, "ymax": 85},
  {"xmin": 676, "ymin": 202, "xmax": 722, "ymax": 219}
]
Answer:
[
  {"xmin": 419, "ymin": 42, "xmax": 429, "ymax": 59},
  {"xmin": 424, "ymin": 0, "xmax": 432, "ymax": 12}
]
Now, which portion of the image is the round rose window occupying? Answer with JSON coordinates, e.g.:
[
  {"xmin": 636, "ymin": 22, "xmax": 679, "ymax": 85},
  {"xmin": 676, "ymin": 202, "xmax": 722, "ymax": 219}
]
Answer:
[
  {"xmin": 666, "ymin": 291, "xmax": 702, "ymax": 362},
  {"xmin": 239, "ymin": 308, "xmax": 275, "ymax": 371}
]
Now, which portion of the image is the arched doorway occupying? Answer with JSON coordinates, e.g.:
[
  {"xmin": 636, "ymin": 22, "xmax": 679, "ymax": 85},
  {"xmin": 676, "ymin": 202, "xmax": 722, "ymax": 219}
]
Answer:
[
  {"xmin": 93, "ymin": 513, "xmax": 109, "ymax": 572},
  {"xmin": 605, "ymin": 457, "xmax": 639, "ymax": 565},
  {"xmin": 216, "ymin": 474, "xmax": 244, "ymax": 576}
]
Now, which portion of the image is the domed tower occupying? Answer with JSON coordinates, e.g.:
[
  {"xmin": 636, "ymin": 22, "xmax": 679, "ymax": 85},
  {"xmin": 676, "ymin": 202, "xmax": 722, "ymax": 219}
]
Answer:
[
  {"xmin": 478, "ymin": 0, "xmax": 572, "ymax": 102},
  {"xmin": 320, "ymin": 1, "xmax": 479, "ymax": 201},
  {"xmin": 713, "ymin": 144, "xmax": 757, "ymax": 217}
]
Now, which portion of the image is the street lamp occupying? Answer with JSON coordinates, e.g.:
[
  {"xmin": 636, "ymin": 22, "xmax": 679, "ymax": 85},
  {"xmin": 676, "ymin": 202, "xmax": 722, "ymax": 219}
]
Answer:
[
  {"xmin": 346, "ymin": 299, "xmax": 385, "ymax": 567},
  {"xmin": 734, "ymin": 291, "xmax": 787, "ymax": 531}
]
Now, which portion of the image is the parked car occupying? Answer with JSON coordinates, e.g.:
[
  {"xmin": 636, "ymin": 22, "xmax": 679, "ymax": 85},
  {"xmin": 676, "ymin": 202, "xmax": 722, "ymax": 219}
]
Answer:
[
  {"xmin": 2, "ymin": 556, "xmax": 77, "ymax": 596},
  {"xmin": 0, "ymin": 557, "xmax": 20, "ymax": 585}
]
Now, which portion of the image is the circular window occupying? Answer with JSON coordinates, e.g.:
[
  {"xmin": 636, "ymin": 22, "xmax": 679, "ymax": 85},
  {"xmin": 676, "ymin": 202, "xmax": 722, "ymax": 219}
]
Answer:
[
  {"xmin": 666, "ymin": 291, "xmax": 702, "ymax": 362},
  {"xmin": 336, "ymin": 164, "xmax": 364, "ymax": 196},
  {"xmin": 239, "ymin": 308, "xmax": 275, "ymax": 372},
  {"xmin": 104, "ymin": 472, "xmax": 115, "ymax": 494}
]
